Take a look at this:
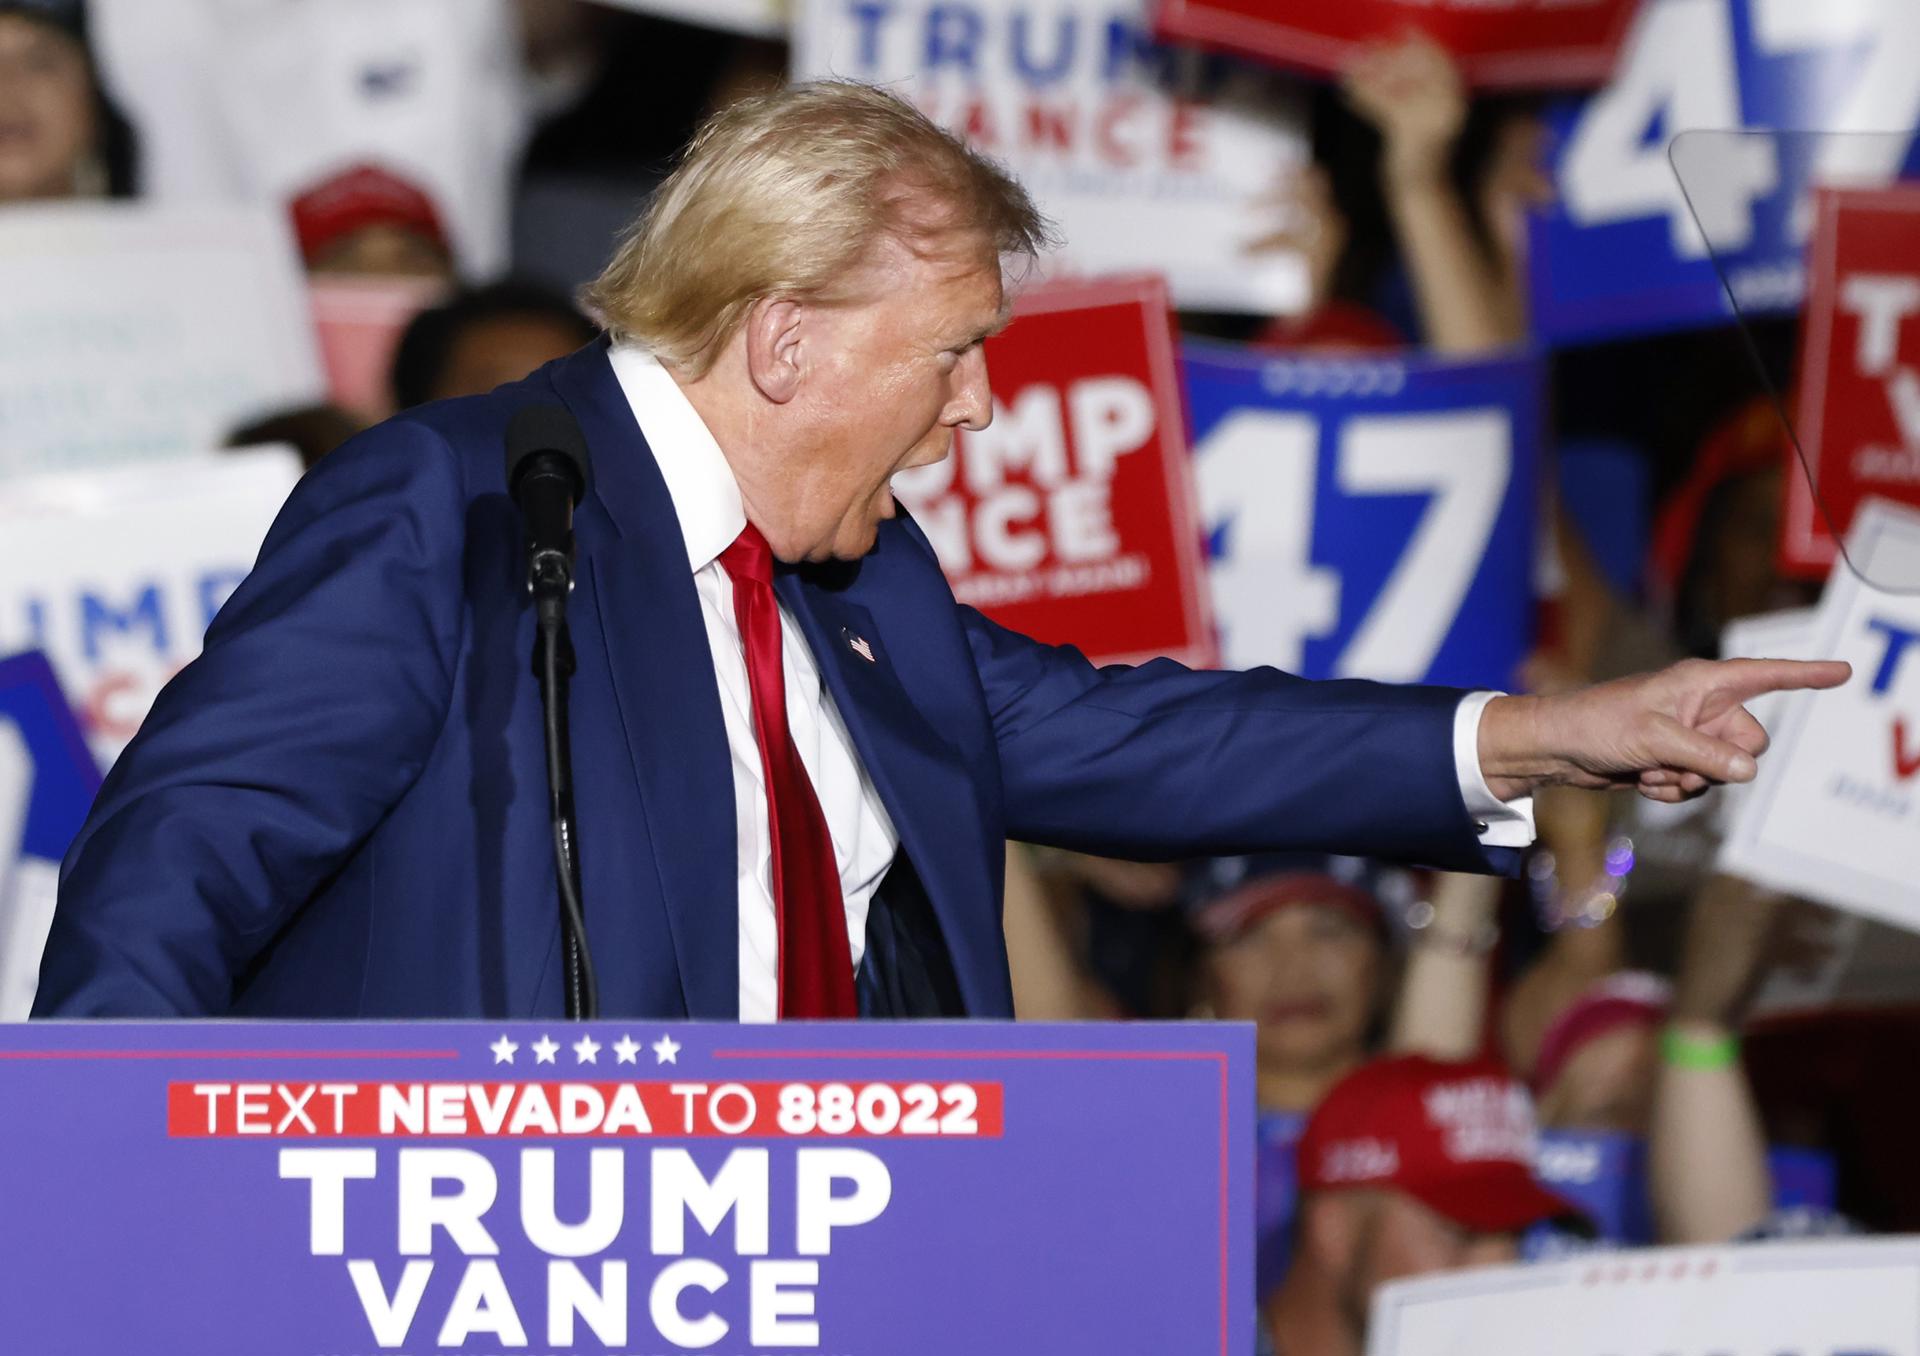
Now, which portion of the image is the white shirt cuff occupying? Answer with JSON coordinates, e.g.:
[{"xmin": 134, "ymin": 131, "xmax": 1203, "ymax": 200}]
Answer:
[{"xmin": 1453, "ymin": 691, "xmax": 1536, "ymax": 849}]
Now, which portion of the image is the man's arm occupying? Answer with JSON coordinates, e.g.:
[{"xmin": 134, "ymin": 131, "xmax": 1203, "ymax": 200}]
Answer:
[
  {"xmin": 961, "ymin": 608, "xmax": 1514, "ymax": 873},
  {"xmin": 958, "ymin": 605, "xmax": 1848, "ymax": 871},
  {"xmin": 34, "ymin": 420, "xmax": 470, "ymax": 1016}
]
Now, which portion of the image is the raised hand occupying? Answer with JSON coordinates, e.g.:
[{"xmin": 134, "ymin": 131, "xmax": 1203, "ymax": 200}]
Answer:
[
  {"xmin": 1342, "ymin": 31, "xmax": 1468, "ymax": 189},
  {"xmin": 1478, "ymin": 657, "xmax": 1853, "ymax": 804}
]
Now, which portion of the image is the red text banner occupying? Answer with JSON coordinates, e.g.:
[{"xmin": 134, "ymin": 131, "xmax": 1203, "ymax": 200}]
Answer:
[
  {"xmin": 168, "ymin": 1080, "xmax": 1005, "ymax": 1139},
  {"xmin": 894, "ymin": 274, "xmax": 1216, "ymax": 668}
]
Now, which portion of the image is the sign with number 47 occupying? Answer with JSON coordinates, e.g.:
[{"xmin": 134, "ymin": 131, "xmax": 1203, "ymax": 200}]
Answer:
[
  {"xmin": 1531, "ymin": 0, "xmax": 1920, "ymax": 344},
  {"xmin": 1185, "ymin": 345, "xmax": 1539, "ymax": 690}
]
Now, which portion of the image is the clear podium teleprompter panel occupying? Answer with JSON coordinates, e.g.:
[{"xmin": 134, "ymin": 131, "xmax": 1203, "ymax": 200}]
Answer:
[{"xmin": 0, "ymin": 1020, "xmax": 1254, "ymax": 1356}]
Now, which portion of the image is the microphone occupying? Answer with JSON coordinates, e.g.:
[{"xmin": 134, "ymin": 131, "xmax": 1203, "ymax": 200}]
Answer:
[
  {"xmin": 504, "ymin": 403, "xmax": 599, "ymax": 1022},
  {"xmin": 505, "ymin": 405, "xmax": 592, "ymax": 604}
]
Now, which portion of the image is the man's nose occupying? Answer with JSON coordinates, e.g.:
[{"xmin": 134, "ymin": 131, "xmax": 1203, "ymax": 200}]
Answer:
[{"xmin": 948, "ymin": 347, "xmax": 992, "ymax": 431}]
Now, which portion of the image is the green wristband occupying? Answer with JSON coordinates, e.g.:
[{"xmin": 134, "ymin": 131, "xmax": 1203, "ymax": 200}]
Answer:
[{"xmin": 1660, "ymin": 1025, "xmax": 1741, "ymax": 1072}]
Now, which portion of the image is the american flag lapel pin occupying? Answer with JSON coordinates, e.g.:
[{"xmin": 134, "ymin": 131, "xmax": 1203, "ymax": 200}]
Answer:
[{"xmin": 842, "ymin": 627, "xmax": 875, "ymax": 663}]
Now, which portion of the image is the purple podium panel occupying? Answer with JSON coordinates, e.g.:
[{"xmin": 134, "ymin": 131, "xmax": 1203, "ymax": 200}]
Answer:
[{"xmin": 0, "ymin": 1020, "xmax": 1254, "ymax": 1356}]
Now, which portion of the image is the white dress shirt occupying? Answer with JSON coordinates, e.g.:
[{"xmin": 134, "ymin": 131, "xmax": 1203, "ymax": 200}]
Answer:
[
  {"xmin": 607, "ymin": 343, "xmax": 1534, "ymax": 1020},
  {"xmin": 610, "ymin": 344, "xmax": 899, "ymax": 1022}
]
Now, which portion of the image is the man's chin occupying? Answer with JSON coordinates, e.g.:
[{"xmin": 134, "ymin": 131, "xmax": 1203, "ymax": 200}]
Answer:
[{"xmin": 810, "ymin": 521, "xmax": 882, "ymax": 564}]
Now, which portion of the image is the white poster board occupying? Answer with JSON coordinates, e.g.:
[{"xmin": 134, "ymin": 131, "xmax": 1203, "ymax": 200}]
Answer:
[
  {"xmin": 589, "ymin": 0, "xmax": 788, "ymax": 36},
  {"xmin": 1711, "ymin": 608, "xmax": 1877, "ymax": 1013},
  {"xmin": 793, "ymin": 0, "xmax": 1309, "ymax": 314},
  {"xmin": 1371, "ymin": 1238, "xmax": 1920, "ymax": 1355},
  {"xmin": 89, "ymin": 0, "xmax": 528, "ymax": 278},
  {"xmin": 1717, "ymin": 499, "xmax": 1920, "ymax": 930},
  {"xmin": 0, "ymin": 203, "xmax": 324, "ymax": 479},
  {"xmin": 1715, "ymin": 607, "xmax": 1819, "ymax": 834},
  {"xmin": 0, "ymin": 448, "xmax": 304, "ymax": 765},
  {"xmin": 0, "ymin": 718, "xmax": 42, "ymax": 1021}
]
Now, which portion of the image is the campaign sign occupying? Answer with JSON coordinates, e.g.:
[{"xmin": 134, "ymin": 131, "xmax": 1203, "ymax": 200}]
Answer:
[
  {"xmin": 0, "ymin": 448, "xmax": 304, "ymax": 764},
  {"xmin": 1785, "ymin": 187, "xmax": 1920, "ymax": 577},
  {"xmin": 0, "ymin": 1021, "xmax": 1253, "ymax": 1355},
  {"xmin": 1530, "ymin": 0, "xmax": 1920, "ymax": 345},
  {"xmin": 90, "ymin": 1, "xmax": 529, "ymax": 280},
  {"xmin": 1718, "ymin": 500, "xmax": 1920, "ymax": 931},
  {"xmin": 0, "ymin": 651, "xmax": 100, "ymax": 1021},
  {"xmin": 1152, "ymin": 0, "xmax": 1641, "ymax": 90},
  {"xmin": 793, "ymin": 0, "xmax": 1311, "ymax": 314},
  {"xmin": 1712, "ymin": 603, "xmax": 1812, "ymax": 845},
  {"xmin": 1185, "ymin": 344, "xmax": 1539, "ymax": 687},
  {"xmin": 0, "ymin": 202, "xmax": 324, "ymax": 476},
  {"xmin": 1372, "ymin": 1237, "xmax": 1920, "ymax": 1354},
  {"xmin": 893, "ymin": 275, "xmax": 1215, "ymax": 667}
]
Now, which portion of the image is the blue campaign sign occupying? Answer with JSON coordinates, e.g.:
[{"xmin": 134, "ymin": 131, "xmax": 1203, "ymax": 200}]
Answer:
[
  {"xmin": 1186, "ymin": 343, "xmax": 1540, "ymax": 690},
  {"xmin": 1530, "ymin": 0, "xmax": 1920, "ymax": 345},
  {"xmin": 0, "ymin": 650, "xmax": 99, "ymax": 1017},
  {"xmin": 0, "ymin": 1020, "xmax": 1254, "ymax": 1355},
  {"xmin": 0, "ymin": 648, "xmax": 98, "ymax": 865}
]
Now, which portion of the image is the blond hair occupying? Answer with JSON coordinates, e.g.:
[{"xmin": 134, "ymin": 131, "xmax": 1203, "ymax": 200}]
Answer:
[{"xmin": 583, "ymin": 80, "xmax": 1055, "ymax": 378}]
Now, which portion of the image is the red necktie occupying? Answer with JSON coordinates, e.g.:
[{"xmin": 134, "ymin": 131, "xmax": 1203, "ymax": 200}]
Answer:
[{"xmin": 719, "ymin": 523, "xmax": 858, "ymax": 1018}]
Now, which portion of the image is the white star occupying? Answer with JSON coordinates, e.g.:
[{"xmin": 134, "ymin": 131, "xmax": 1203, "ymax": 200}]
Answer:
[
  {"xmin": 488, "ymin": 1035, "xmax": 518, "ymax": 1064},
  {"xmin": 612, "ymin": 1035, "xmax": 642, "ymax": 1065},
  {"xmin": 651, "ymin": 1035, "xmax": 682, "ymax": 1065},
  {"xmin": 571, "ymin": 1034, "xmax": 602, "ymax": 1065},
  {"xmin": 531, "ymin": 1034, "xmax": 559, "ymax": 1065}
]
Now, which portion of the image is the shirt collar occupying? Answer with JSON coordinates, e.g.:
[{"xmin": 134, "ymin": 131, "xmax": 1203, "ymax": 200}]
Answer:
[{"xmin": 605, "ymin": 340, "xmax": 747, "ymax": 574}]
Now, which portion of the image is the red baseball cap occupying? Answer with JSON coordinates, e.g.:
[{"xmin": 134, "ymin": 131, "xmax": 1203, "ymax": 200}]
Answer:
[
  {"xmin": 289, "ymin": 163, "xmax": 451, "ymax": 267},
  {"xmin": 1298, "ymin": 1055, "xmax": 1583, "ymax": 1234}
]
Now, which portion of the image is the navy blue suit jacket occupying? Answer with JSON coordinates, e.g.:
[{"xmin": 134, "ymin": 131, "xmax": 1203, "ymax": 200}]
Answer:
[{"xmin": 35, "ymin": 343, "xmax": 1515, "ymax": 1020}]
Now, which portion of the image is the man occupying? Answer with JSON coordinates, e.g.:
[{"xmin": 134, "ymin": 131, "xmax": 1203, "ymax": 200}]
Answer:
[
  {"xmin": 34, "ymin": 82, "xmax": 1844, "ymax": 1020},
  {"xmin": 1267, "ymin": 1055, "xmax": 1582, "ymax": 1353}
]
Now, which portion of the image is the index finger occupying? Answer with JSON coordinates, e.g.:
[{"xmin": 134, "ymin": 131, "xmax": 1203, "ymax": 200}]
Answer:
[{"xmin": 1708, "ymin": 657, "xmax": 1852, "ymax": 702}]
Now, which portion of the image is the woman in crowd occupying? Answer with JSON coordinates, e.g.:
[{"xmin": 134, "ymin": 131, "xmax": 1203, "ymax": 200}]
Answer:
[
  {"xmin": 0, "ymin": 0, "xmax": 135, "ymax": 203},
  {"xmin": 1006, "ymin": 843, "xmax": 1503, "ymax": 1318}
]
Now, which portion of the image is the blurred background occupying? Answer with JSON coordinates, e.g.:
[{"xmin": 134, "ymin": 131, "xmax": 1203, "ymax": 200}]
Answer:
[{"xmin": 3, "ymin": 0, "xmax": 1920, "ymax": 1348}]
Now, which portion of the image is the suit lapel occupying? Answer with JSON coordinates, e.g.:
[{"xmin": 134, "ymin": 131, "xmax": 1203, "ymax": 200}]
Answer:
[
  {"xmin": 548, "ymin": 344, "xmax": 740, "ymax": 1020},
  {"xmin": 775, "ymin": 575, "xmax": 1009, "ymax": 1017}
]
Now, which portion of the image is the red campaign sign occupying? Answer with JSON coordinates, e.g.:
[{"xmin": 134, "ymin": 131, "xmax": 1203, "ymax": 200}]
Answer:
[
  {"xmin": 1784, "ymin": 186, "xmax": 1920, "ymax": 578},
  {"xmin": 1152, "ymin": 0, "xmax": 1642, "ymax": 89},
  {"xmin": 894, "ymin": 274, "xmax": 1215, "ymax": 669}
]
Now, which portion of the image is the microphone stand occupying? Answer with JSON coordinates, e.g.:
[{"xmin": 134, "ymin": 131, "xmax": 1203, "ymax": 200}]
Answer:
[{"xmin": 530, "ymin": 551, "xmax": 599, "ymax": 1021}]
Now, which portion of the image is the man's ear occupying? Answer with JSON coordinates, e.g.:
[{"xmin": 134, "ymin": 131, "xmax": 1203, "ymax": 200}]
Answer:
[{"xmin": 743, "ymin": 296, "xmax": 805, "ymax": 404}]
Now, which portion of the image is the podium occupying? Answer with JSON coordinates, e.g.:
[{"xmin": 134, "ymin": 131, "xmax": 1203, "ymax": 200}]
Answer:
[{"xmin": 1, "ymin": 1020, "xmax": 1252, "ymax": 1354}]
